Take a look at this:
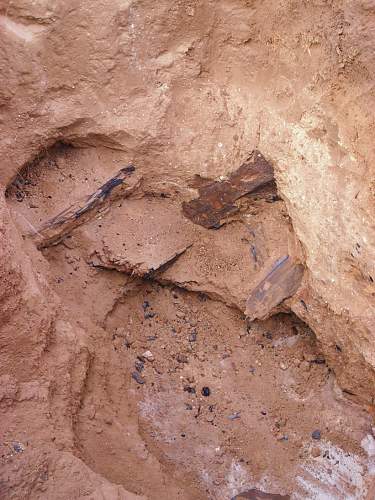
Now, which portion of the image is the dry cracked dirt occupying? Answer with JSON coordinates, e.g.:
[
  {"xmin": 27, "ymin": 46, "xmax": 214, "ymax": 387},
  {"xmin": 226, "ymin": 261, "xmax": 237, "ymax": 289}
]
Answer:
[{"xmin": 1, "ymin": 1, "xmax": 375, "ymax": 499}]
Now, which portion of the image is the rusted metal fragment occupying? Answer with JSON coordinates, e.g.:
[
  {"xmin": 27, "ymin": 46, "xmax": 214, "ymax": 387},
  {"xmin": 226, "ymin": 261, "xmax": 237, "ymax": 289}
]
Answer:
[
  {"xmin": 232, "ymin": 489, "xmax": 290, "ymax": 500},
  {"xmin": 182, "ymin": 150, "xmax": 274, "ymax": 228},
  {"xmin": 33, "ymin": 166, "xmax": 142, "ymax": 249},
  {"xmin": 246, "ymin": 255, "xmax": 304, "ymax": 320}
]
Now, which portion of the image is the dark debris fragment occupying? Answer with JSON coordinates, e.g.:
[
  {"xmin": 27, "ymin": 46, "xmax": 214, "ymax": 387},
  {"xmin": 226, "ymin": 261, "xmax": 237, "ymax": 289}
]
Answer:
[
  {"xmin": 312, "ymin": 429, "xmax": 321, "ymax": 440},
  {"xmin": 131, "ymin": 371, "xmax": 145, "ymax": 385},
  {"xmin": 201, "ymin": 387, "xmax": 211, "ymax": 397},
  {"xmin": 182, "ymin": 150, "xmax": 275, "ymax": 229}
]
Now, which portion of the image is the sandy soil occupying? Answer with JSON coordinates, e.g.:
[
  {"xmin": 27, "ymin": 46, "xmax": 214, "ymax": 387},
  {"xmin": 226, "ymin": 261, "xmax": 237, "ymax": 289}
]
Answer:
[
  {"xmin": 2, "ymin": 144, "xmax": 374, "ymax": 499},
  {"xmin": 1, "ymin": 1, "xmax": 375, "ymax": 498}
]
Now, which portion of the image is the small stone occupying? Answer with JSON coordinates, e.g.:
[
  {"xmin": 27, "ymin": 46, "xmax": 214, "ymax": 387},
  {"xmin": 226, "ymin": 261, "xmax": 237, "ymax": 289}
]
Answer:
[
  {"xmin": 144, "ymin": 311, "xmax": 156, "ymax": 319},
  {"xmin": 188, "ymin": 332, "xmax": 197, "ymax": 342},
  {"xmin": 176, "ymin": 311, "xmax": 185, "ymax": 319},
  {"xmin": 249, "ymin": 367, "xmax": 256, "ymax": 374},
  {"xmin": 143, "ymin": 350, "xmax": 154, "ymax": 362},
  {"xmin": 189, "ymin": 319, "xmax": 198, "ymax": 327},
  {"xmin": 311, "ymin": 446, "xmax": 321, "ymax": 457},
  {"xmin": 12, "ymin": 442, "xmax": 24, "ymax": 453},
  {"xmin": 183, "ymin": 385, "xmax": 196, "ymax": 394},
  {"xmin": 276, "ymin": 433, "xmax": 288, "ymax": 441},
  {"xmin": 280, "ymin": 362, "xmax": 287, "ymax": 370},
  {"xmin": 135, "ymin": 359, "xmax": 144, "ymax": 372},
  {"xmin": 185, "ymin": 403, "xmax": 193, "ymax": 410},
  {"xmin": 142, "ymin": 301, "xmax": 150, "ymax": 310},
  {"xmin": 202, "ymin": 386, "xmax": 211, "ymax": 397},
  {"xmin": 227, "ymin": 412, "xmax": 241, "ymax": 420},
  {"xmin": 177, "ymin": 354, "xmax": 188, "ymax": 363},
  {"xmin": 131, "ymin": 371, "xmax": 145, "ymax": 385},
  {"xmin": 261, "ymin": 410, "xmax": 267, "ymax": 416},
  {"xmin": 312, "ymin": 429, "xmax": 321, "ymax": 440}
]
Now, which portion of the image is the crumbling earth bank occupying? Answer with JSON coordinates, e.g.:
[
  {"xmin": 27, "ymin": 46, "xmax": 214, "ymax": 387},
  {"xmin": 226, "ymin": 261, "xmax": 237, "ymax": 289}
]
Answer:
[{"xmin": 1, "ymin": 0, "xmax": 375, "ymax": 499}]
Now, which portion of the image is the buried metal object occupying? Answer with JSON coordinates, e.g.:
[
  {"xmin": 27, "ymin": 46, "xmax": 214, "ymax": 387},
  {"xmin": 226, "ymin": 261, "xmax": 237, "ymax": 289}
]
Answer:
[{"xmin": 182, "ymin": 150, "xmax": 275, "ymax": 229}]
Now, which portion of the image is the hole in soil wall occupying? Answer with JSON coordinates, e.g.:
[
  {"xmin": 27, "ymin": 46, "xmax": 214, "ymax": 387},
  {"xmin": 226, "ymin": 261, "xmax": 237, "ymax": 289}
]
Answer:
[
  {"xmin": 5, "ymin": 141, "xmax": 72, "ymax": 200},
  {"xmin": 3, "ymin": 143, "xmax": 373, "ymax": 499}
]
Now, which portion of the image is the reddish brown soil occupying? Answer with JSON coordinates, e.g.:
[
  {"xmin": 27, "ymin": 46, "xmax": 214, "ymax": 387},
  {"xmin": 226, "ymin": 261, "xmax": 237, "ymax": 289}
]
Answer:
[{"xmin": 2, "ymin": 144, "xmax": 374, "ymax": 499}]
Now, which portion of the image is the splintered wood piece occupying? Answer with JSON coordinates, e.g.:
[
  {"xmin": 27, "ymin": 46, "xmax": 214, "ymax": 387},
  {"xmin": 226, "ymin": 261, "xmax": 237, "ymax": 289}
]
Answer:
[
  {"xmin": 182, "ymin": 150, "xmax": 275, "ymax": 228},
  {"xmin": 245, "ymin": 255, "xmax": 304, "ymax": 320},
  {"xmin": 33, "ymin": 165, "xmax": 142, "ymax": 249}
]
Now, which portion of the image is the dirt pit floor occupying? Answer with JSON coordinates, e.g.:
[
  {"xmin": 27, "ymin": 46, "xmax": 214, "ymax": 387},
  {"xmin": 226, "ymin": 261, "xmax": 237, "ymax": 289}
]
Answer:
[{"xmin": 3, "ymin": 144, "xmax": 375, "ymax": 499}]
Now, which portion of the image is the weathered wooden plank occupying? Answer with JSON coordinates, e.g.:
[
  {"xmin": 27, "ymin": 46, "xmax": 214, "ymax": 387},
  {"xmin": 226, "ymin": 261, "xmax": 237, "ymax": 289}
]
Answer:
[
  {"xmin": 182, "ymin": 150, "xmax": 275, "ymax": 228},
  {"xmin": 246, "ymin": 255, "xmax": 304, "ymax": 320},
  {"xmin": 33, "ymin": 165, "xmax": 142, "ymax": 249}
]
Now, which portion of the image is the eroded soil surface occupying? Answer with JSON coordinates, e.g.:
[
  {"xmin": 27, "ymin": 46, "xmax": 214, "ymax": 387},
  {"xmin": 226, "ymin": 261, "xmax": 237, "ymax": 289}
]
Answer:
[{"xmin": 3, "ymin": 144, "xmax": 375, "ymax": 499}]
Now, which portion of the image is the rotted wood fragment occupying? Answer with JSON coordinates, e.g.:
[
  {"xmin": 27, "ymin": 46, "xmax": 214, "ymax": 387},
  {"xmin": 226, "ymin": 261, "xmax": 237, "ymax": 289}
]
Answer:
[
  {"xmin": 182, "ymin": 150, "xmax": 275, "ymax": 228},
  {"xmin": 246, "ymin": 255, "xmax": 304, "ymax": 320},
  {"xmin": 32, "ymin": 166, "xmax": 142, "ymax": 249}
]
